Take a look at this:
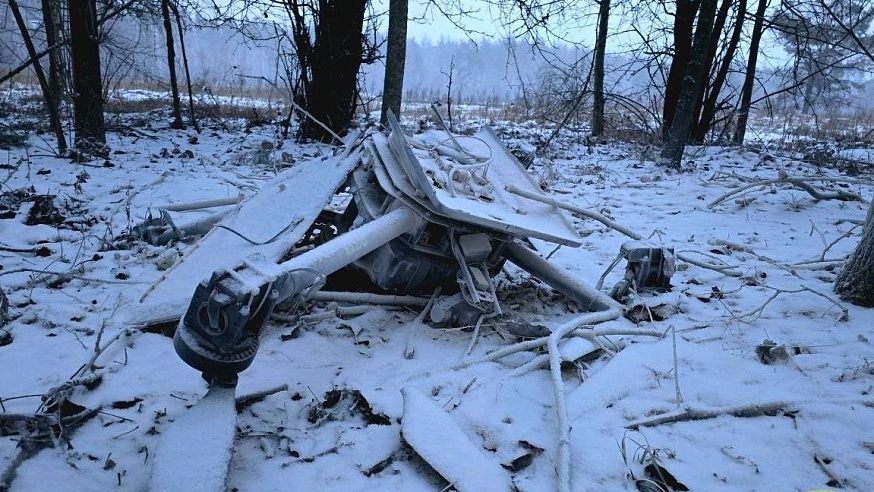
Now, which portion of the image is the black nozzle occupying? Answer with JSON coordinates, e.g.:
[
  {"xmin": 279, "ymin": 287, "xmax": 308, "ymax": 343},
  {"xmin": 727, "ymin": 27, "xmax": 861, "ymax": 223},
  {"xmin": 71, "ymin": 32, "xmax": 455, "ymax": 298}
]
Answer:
[{"xmin": 173, "ymin": 269, "xmax": 280, "ymax": 377}]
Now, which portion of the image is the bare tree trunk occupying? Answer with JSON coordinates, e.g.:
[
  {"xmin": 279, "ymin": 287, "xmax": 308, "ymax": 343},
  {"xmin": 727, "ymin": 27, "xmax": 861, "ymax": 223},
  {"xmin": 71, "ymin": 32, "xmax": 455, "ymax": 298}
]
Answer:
[
  {"xmin": 380, "ymin": 0, "xmax": 408, "ymax": 126},
  {"xmin": 690, "ymin": 0, "xmax": 731, "ymax": 138},
  {"xmin": 733, "ymin": 0, "xmax": 769, "ymax": 144},
  {"xmin": 168, "ymin": 0, "xmax": 199, "ymax": 132},
  {"xmin": 835, "ymin": 200, "xmax": 874, "ymax": 306},
  {"xmin": 591, "ymin": 0, "xmax": 610, "ymax": 137},
  {"xmin": 302, "ymin": 0, "xmax": 369, "ymax": 143},
  {"xmin": 40, "ymin": 0, "xmax": 62, "ymax": 116},
  {"xmin": 692, "ymin": 0, "xmax": 747, "ymax": 142},
  {"xmin": 161, "ymin": 0, "xmax": 183, "ymax": 129},
  {"xmin": 9, "ymin": 0, "xmax": 67, "ymax": 155},
  {"xmin": 660, "ymin": 0, "xmax": 718, "ymax": 168},
  {"xmin": 662, "ymin": 0, "xmax": 700, "ymax": 137},
  {"xmin": 68, "ymin": 0, "xmax": 107, "ymax": 156}
]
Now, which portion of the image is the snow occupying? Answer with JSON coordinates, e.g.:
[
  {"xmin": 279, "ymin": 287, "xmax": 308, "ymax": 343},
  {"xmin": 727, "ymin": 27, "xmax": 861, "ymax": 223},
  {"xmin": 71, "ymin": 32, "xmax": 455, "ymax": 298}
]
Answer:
[{"xmin": 2, "ymin": 109, "xmax": 874, "ymax": 492}]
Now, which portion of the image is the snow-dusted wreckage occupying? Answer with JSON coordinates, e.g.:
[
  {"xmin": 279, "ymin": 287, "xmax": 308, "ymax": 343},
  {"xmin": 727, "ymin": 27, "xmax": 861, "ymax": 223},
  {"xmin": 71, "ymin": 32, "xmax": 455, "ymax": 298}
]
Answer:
[{"xmin": 138, "ymin": 112, "xmax": 661, "ymax": 385}]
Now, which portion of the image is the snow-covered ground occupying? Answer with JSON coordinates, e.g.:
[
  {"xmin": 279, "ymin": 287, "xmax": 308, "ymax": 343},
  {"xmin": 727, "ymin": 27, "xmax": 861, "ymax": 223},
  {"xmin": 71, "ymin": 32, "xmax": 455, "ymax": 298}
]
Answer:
[{"xmin": 1, "ymin": 108, "xmax": 873, "ymax": 492}]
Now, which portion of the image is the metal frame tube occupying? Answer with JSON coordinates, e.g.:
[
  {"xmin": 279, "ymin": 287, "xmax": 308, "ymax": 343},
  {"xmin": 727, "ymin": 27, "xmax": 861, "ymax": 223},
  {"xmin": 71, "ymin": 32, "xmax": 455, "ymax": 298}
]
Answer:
[
  {"xmin": 506, "ymin": 241, "xmax": 620, "ymax": 312},
  {"xmin": 276, "ymin": 207, "xmax": 419, "ymax": 278}
]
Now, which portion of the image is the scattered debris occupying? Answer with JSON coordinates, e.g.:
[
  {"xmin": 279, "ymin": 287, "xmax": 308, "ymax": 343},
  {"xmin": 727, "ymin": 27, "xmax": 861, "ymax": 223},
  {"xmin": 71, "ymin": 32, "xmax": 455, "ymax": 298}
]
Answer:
[
  {"xmin": 755, "ymin": 339, "xmax": 791, "ymax": 365},
  {"xmin": 624, "ymin": 303, "xmax": 680, "ymax": 323},
  {"xmin": 400, "ymin": 387, "xmax": 510, "ymax": 492},
  {"xmin": 641, "ymin": 462, "xmax": 689, "ymax": 492},
  {"xmin": 307, "ymin": 388, "xmax": 391, "ymax": 427},
  {"xmin": 25, "ymin": 195, "xmax": 64, "ymax": 226}
]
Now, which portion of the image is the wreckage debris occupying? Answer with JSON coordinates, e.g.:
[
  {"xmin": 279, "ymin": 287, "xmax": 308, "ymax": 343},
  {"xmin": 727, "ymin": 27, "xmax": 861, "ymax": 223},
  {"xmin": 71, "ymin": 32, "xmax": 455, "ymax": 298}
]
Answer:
[
  {"xmin": 400, "ymin": 387, "xmax": 510, "ymax": 492},
  {"xmin": 135, "ymin": 110, "xmax": 623, "ymax": 381}
]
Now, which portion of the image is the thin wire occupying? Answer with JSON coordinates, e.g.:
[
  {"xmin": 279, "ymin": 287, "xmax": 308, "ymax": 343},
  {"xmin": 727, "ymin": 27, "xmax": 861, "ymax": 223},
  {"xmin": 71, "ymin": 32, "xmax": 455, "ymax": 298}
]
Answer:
[{"xmin": 214, "ymin": 217, "xmax": 302, "ymax": 246}]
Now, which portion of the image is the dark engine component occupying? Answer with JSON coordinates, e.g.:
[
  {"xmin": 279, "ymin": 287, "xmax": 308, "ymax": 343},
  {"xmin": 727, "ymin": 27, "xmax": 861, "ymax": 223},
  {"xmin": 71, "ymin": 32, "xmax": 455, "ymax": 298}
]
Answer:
[{"xmin": 608, "ymin": 241, "xmax": 675, "ymax": 299}]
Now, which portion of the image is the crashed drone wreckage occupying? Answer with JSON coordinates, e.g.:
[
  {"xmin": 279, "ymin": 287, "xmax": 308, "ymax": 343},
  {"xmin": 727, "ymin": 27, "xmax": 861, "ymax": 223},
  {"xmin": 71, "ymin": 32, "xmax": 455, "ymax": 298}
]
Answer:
[{"xmin": 134, "ymin": 111, "xmax": 675, "ymax": 384}]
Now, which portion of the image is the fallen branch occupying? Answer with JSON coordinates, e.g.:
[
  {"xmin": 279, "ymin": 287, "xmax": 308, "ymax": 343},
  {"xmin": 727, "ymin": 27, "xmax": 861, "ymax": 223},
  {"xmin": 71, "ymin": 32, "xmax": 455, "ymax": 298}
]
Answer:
[
  {"xmin": 627, "ymin": 401, "xmax": 796, "ymax": 430},
  {"xmin": 548, "ymin": 308, "xmax": 624, "ymax": 492},
  {"xmin": 728, "ymin": 284, "xmax": 848, "ymax": 324},
  {"xmin": 817, "ymin": 224, "xmax": 860, "ymax": 262},
  {"xmin": 0, "ymin": 244, "xmax": 44, "ymax": 254},
  {"xmin": 0, "ymin": 413, "xmax": 52, "ymax": 437},
  {"xmin": 707, "ymin": 239, "xmax": 801, "ymax": 277},
  {"xmin": 0, "ymin": 268, "xmax": 146, "ymax": 285},
  {"xmin": 0, "ymin": 406, "xmax": 99, "ymax": 490},
  {"xmin": 814, "ymin": 454, "xmax": 846, "ymax": 488},
  {"xmin": 456, "ymin": 326, "xmax": 664, "ymax": 370},
  {"xmin": 235, "ymin": 384, "xmax": 289, "ymax": 412},
  {"xmin": 707, "ymin": 176, "xmax": 869, "ymax": 209},
  {"xmin": 628, "ymin": 399, "xmax": 874, "ymax": 430},
  {"xmin": 790, "ymin": 259, "xmax": 845, "ymax": 271}
]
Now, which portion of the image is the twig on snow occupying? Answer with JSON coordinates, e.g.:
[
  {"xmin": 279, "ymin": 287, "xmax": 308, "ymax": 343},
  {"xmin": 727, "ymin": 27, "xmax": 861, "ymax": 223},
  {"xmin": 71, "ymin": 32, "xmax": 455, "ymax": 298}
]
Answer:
[
  {"xmin": 814, "ymin": 454, "xmax": 846, "ymax": 488},
  {"xmin": 403, "ymin": 288, "xmax": 441, "ymax": 360},
  {"xmin": 464, "ymin": 314, "xmax": 487, "ymax": 356},
  {"xmin": 235, "ymin": 384, "xmax": 289, "ymax": 412},
  {"xmin": 817, "ymin": 224, "xmax": 860, "ymax": 262},
  {"xmin": 627, "ymin": 401, "xmax": 798, "ymax": 430},
  {"xmin": 0, "ymin": 268, "xmax": 145, "ymax": 285},
  {"xmin": 455, "ymin": 326, "xmax": 664, "ymax": 370},
  {"xmin": 707, "ymin": 238, "xmax": 801, "ymax": 278},
  {"xmin": 707, "ymin": 176, "xmax": 869, "ymax": 209},
  {"xmin": 672, "ymin": 325, "xmax": 682, "ymax": 409},
  {"xmin": 728, "ymin": 284, "xmax": 848, "ymax": 324}
]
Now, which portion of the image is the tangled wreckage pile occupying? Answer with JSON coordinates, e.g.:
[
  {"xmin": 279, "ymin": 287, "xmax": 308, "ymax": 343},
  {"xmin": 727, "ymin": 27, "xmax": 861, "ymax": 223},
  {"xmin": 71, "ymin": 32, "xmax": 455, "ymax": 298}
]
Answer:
[{"xmin": 126, "ymin": 112, "xmax": 676, "ymax": 491}]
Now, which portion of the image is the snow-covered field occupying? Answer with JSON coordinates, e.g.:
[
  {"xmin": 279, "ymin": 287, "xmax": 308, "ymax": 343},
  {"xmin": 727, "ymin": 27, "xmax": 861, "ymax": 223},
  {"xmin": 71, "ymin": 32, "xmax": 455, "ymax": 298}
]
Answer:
[{"xmin": 1, "ymin": 107, "xmax": 873, "ymax": 492}]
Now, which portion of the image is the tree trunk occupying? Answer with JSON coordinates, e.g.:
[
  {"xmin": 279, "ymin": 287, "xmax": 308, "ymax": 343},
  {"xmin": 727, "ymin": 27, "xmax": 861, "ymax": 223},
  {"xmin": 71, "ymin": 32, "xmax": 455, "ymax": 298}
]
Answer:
[
  {"xmin": 689, "ymin": 0, "xmax": 731, "ymax": 140},
  {"xmin": 40, "ymin": 0, "xmax": 63, "ymax": 118},
  {"xmin": 660, "ymin": 0, "xmax": 718, "ymax": 168},
  {"xmin": 161, "ymin": 0, "xmax": 183, "ymax": 129},
  {"xmin": 733, "ymin": 0, "xmax": 769, "ymax": 144},
  {"xmin": 303, "ymin": 0, "xmax": 369, "ymax": 143},
  {"xmin": 169, "ymin": 0, "xmax": 200, "ymax": 132},
  {"xmin": 834, "ymin": 200, "xmax": 874, "ymax": 306},
  {"xmin": 380, "ymin": 0, "xmax": 408, "ymax": 126},
  {"xmin": 69, "ymin": 0, "xmax": 107, "ymax": 156},
  {"xmin": 10, "ymin": 0, "xmax": 67, "ymax": 155},
  {"xmin": 591, "ymin": 0, "xmax": 610, "ymax": 137},
  {"xmin": 692, "ymin": 0, "xmax": 746, "ymax": 142},
  {"xmin": 662, "ymin": 0, "xmax": 700, "ymax": 137}
]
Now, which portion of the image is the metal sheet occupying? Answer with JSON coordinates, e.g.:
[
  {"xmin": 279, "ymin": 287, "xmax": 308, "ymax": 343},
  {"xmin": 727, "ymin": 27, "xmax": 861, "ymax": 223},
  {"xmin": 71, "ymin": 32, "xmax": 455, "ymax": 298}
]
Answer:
[
  {"xmin": 130, "ymin": 148, "xmax": 360, "ymax": 325},
  {"xmin": 381, "ymin": 113, "xmax": 582, "ymax": 246}
]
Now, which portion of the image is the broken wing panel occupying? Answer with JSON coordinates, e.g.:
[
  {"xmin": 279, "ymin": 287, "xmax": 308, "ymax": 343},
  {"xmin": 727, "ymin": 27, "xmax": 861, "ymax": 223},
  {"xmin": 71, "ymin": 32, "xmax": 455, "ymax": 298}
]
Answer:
[
  {"xmin": 131, "ymin": 149, "xmax": 361, "ymax": 324},
  {"xmin": 382, "ymin": 114, "xmax": 582, "ymax": 247}
]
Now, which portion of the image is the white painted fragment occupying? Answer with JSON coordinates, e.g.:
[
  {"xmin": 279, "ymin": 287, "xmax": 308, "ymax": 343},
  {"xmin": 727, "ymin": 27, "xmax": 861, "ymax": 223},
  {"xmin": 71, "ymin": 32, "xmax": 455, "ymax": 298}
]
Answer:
[
  {"xmin": 400, "ymin": 387, "xmax": 510, "ymax": 492},
  {"xmin": 149, "ymin": 385, "xmax": 237, "ymax": 492}
]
